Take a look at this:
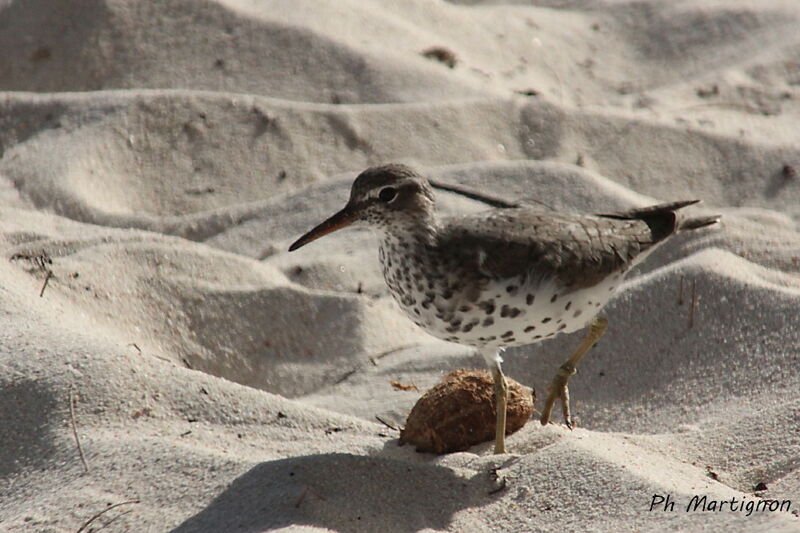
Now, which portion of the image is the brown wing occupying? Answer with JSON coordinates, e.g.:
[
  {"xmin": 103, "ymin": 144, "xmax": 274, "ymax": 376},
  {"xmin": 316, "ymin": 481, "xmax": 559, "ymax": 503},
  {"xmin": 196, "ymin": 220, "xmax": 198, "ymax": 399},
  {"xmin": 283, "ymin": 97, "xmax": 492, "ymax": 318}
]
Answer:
[{"xmin": 437, "ymin": 204, "xmax": 684, "ymax": 289}]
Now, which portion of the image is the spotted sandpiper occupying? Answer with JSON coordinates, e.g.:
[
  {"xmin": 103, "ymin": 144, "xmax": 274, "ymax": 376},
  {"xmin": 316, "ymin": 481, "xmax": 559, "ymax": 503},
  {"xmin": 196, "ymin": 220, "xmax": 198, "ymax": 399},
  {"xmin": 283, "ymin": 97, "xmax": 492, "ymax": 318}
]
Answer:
[{"xmin": 289, "ymin": 164, "xmax": 719, "ymax": 454}]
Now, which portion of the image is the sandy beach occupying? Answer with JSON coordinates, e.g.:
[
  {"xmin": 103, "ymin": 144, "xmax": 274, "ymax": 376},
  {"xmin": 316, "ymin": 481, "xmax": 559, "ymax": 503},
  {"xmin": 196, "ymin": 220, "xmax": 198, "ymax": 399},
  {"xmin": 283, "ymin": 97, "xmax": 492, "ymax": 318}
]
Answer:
[{"xmin": 1, "ymin": 0, "xmax": 799, "ymax": 531}]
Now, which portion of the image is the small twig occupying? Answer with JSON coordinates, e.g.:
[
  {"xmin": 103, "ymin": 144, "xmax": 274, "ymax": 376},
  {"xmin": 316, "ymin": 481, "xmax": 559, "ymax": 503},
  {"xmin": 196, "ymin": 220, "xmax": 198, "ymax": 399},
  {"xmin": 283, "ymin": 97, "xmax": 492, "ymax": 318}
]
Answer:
[
  {"xmin": 69, "ymin": 386, "xmax": 89, "ymax": 474},
  {"xmin": 92, "ymin": 508, "xmax": 135, "ymax": 532},
  {"xmin": 294, "ymin": 486, "xmax": 309, "ymax": 508},
  {"xmin": 39, "ymin": 270, "xmax": 53, "ymax": 297},
  {"xmin": 76, "ymin": 500, "xmax": 140, "ymax": 533},
  {"xmin": 127, "ymin": 343, "xmax": 141, "ymax": 354},
  {"xmin": 389, "ymin": 380, "xmax": 419, "ymax": 391},
  {"xmin": 369, "ymin": 344, "xmax": 418, "ymax": 364},
  {"xmin": 294, "ymin": 485, "xmax": 325, "ymax": 509},
  {"xmin": 375, "ymin": 415, "xmax": 399, "ymax": 432},
  {"xmin": 677, "ymin": 275, "xmax": 684, "ymax": 306},
  {"xmin": 674, "ymin": 101, "xmax": 769, "ymax": 115},
  {"xmin": 688, "ymin": 279, "xmax": 698, "ymax": 329},
  {"xmin": 333, "ymin": 368, "xmax": 358, "ymax": 385},
  {"xmin": 337, "ymin": 345, "xmax": 419, "ymax": 384}
]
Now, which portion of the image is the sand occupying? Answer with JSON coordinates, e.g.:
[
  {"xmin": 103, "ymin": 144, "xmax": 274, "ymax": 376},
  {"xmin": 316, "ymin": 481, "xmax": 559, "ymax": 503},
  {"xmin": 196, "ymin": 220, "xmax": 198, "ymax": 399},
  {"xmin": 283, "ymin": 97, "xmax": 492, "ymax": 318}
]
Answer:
[{"xmin": 0, "ymin": 0, "xmax": 799, "ymax": 531}]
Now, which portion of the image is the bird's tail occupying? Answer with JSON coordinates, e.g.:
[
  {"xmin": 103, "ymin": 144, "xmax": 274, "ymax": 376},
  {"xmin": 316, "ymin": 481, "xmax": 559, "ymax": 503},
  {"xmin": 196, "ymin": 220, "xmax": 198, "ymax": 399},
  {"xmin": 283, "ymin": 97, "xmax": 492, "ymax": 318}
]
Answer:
[
  {"xmin": 599, "ymin": 199, "xmax": 720, "ymax": 241},
  {"xmin": 679, "ymin": 214, "xmax": 721, "ymax": 231}
]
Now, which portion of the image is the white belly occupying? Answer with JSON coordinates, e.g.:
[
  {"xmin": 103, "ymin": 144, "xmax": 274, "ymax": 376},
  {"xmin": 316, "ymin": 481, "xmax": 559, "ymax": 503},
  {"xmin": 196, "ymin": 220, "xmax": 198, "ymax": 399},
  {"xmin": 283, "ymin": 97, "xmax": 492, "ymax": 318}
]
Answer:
[{"xmin": 393, "ymin": 269, "xmax": 622, "ymax": 349}]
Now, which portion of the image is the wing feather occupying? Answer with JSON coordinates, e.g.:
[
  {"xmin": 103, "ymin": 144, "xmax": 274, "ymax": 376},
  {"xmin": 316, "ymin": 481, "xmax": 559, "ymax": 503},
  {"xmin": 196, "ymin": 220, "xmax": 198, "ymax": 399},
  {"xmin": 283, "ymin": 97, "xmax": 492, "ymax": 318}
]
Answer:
[{"xmin": 437, "ymin": 208, "xmax": 662, "ymax": 288}]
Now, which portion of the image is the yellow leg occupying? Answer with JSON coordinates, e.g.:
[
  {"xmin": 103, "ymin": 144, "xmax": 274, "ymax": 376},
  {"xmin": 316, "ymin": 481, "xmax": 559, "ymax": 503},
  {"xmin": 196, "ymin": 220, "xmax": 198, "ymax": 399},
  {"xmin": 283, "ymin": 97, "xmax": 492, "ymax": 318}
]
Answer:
[
  {"xmin": 492, "ymin": 362, "xmax": 509, "ymax": 454},
  {"xmin": 541, "ymin": 316, "xmax": 608, "ymax": 428}
]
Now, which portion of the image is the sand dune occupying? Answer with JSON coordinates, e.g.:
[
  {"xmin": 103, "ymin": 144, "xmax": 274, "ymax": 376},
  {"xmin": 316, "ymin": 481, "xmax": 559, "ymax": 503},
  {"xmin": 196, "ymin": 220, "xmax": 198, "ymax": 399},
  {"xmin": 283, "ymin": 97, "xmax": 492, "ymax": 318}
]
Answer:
[{"xmin": 1, "ymin": 0, "xmax": 799, "ymax": 531}]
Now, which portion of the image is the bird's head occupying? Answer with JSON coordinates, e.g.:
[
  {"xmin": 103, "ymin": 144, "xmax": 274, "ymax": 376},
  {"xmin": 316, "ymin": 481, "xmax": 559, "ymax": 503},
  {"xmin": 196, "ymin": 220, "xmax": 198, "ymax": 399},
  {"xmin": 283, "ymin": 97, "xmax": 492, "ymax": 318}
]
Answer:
[{"xmin": 289, "ymin": 164, "xmax": 435, "ymax": 251}]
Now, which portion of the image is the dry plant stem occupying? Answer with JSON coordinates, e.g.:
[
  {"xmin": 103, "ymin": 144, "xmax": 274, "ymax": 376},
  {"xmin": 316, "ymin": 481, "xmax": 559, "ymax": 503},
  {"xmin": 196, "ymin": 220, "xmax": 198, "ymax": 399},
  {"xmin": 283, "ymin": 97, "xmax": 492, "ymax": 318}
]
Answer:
[
  {"xmin": 39, "ymin": 270, "xmax": 52, "ymax": 297},
  {"xmin": 76, "ymin": 500, "xmax": 140, "ymax": 533},
  {"xmin": 294, "ymin": 486, "xmax": 309, "ymax": 508},
  {"xmin": 295, "ymin": 485, "xmax": 325, "ymax": 508},
  {"xmin": 677, "ymin": 275, "xmax": 684, "ymax": 305},
  {"xmin": 92, "ymin": 508, "xmax": 135, "ymax": 532},
  {"xmin": 541, "ymin": 316, "xmax": 608, "ymax": 427},
  {"xmin": 374, "ymin": 415, "xmax": 399, "ymax": 432},
  {"xmin": 69, "ymin": 385, "xmax": 89, "ymax": 474},
  {"xmin": 370, "ymin": 343, "xmax": 417, "ymax": 363},
  {"xmin": 688, "ymin": 279, "xmax": 698, "ymax": 328}
]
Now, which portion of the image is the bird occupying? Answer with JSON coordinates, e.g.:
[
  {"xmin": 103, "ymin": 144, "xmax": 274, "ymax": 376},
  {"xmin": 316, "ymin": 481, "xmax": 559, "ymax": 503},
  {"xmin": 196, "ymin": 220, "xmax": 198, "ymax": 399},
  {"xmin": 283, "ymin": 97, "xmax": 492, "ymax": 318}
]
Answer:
[{"xmin": 288, "ymin": 163, "xmax": 719, "ymax": 454}]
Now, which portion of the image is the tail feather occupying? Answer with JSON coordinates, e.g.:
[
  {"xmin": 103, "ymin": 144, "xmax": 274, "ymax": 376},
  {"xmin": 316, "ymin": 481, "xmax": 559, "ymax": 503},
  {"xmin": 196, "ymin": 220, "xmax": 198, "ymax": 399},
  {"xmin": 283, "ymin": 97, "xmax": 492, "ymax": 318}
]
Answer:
[
  {"xmin": 680, "ymin": 215, "xmax": 721, "ymax": 231},
  {"xmin": 598, "ymin": 199, "xmax": 719, "ymax": 242},
  {"xmin": 598, "ymin": 200, "xmax": 701, "ymax": 220}
]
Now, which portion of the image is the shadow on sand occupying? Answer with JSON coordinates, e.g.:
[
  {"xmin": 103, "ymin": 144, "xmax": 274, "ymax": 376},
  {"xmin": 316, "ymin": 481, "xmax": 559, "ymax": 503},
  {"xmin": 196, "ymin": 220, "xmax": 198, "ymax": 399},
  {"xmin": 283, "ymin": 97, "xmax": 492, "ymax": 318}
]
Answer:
[{"xmin": 170, "ymin": 452, "xmax": 495, "ymax": 533}]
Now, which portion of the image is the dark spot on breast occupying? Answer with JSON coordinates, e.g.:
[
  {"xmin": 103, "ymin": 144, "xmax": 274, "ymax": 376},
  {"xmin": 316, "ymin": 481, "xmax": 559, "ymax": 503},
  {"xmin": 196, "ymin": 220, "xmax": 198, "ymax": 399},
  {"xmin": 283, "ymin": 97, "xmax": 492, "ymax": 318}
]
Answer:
[
  {"xmin": 459, "ymin": 305, "xmax": 472, "ymax": 313},
  {"xmin": 500, "ymin": 305, "xmax": 511, "ymax": 318},
  {"xmin": 556, "ymin": 318, "xmax": 563, "ymax": 324},
  {"xmin": 558, "ymin": 323, "xmax": 566, "ymax": 331},
  {"xmin": 565, "ymin": 301, "xmax": 572, "ymax": 311},
  {"xmin": 533, "ymin": 335, "xmax": 542, "ymax": 339},
  {"xmin": 462, "ymin": 323, "xmax": 475, "ymax": 333},
  {"xmin": 546, "ymin": 332, "xmax": 555, "ymax": 337},
  {"xmin": 524, "ymin": 326, "xmax": 536, "ymax": 333},
  {"xmin": 501, "ymin": 330, "xmax": 514, "ymax": 338},
  {"xmin": 526, "ymin": 294, "xmax": 535, "ymax": 305},
  {"xmin": 595, "ymin": 302, "xmax": 601, "ymax": 307},
  {"xmin": 541, "ymin": 317, "xmax": 552, "ymax": 323},
  {"xmin": 486, "ymin": 335, "xmax": 496, "ymax": 341},
  {"xmin": 550, "ymin": 294, "xmax": 558, "ymax": 303},
  {"xmin": 506, "ymin": 285, "xmax": 518, "ymax": 295},
  {"xmin": 480, "ymin": 301, "xmax": 496, "ymax": 315},
  {"xmin": 421, "ymin": 301, "xmax": 431, "ymax": 309},
  {"xmin": 483, "ymin": 317, "xmax": 494, "ymax": 327},
  {"xmin": 508, "ymin": 307, "xmax": 522, "ymax": 318},
  {"xmin": 442, "ymin": 289, "xmax": 454, "ymax": 299},
  {"xmin": 573, "ymin": 309, "xmax": 583, "ymax": 318},
  {"xmin": 413, "ymin": 308, "xmax": 420, "ymax": 315}
]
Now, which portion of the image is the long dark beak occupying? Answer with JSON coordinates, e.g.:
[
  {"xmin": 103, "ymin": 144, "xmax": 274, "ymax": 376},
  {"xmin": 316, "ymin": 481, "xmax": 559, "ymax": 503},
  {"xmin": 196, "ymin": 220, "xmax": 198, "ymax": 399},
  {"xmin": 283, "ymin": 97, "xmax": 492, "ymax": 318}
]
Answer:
[{"xmin": 288, "ymin": 205, "xmax": 357, "ymax": 251}]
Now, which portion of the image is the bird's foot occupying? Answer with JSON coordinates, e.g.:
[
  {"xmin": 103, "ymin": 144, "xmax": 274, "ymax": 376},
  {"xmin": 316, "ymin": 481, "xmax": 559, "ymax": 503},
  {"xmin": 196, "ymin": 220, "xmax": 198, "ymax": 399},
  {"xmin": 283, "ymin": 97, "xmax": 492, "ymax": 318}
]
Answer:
[
  {"xmin": 540, "ymin": 317, "xmax": 607, "ymax": 428},
  {"xmin": 540, "ymin": 362, "xmax": 576, "ymax": 428}
]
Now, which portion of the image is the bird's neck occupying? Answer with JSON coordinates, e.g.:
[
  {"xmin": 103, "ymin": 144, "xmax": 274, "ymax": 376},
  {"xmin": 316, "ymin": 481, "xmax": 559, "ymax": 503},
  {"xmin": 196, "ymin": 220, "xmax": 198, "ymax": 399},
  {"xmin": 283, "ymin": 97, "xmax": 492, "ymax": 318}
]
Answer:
[{"xmin": 378, "ymin": 212, "xmax": 439, "ymax": 250}]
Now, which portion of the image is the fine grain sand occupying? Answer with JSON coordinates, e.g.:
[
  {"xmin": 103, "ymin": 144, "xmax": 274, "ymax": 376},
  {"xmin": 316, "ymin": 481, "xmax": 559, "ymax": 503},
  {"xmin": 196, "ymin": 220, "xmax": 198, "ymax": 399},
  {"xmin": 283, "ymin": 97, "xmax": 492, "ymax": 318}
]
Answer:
[{"xmin": 1, "ymin": 0, "xmax": 799, "ymax": 531}]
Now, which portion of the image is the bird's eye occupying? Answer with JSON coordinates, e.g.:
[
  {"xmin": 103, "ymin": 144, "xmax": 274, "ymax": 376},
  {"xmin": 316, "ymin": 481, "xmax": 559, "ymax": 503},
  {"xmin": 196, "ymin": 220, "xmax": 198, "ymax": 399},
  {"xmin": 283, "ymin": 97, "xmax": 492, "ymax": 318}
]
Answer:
[{"xmin": 378, "ymin": 187, "xmax": 398, "ymax": 203}]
